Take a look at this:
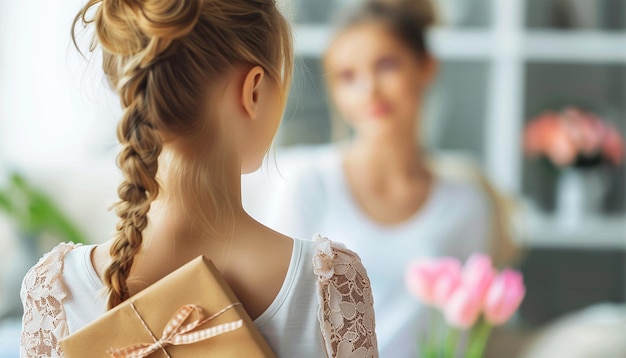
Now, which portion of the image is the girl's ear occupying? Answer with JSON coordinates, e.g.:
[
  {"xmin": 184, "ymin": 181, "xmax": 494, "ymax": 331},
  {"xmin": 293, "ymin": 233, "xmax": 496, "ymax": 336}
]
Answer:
[{"xmin": 241, "ymin": 66, "xmax": 266, "ymax": 120}]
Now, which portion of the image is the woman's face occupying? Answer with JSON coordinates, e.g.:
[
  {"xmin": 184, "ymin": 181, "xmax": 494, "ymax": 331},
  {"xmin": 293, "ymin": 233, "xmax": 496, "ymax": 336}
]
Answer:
[{"xmin": 325, "ymin": 23, "xmax": 435, "ymax": 139}]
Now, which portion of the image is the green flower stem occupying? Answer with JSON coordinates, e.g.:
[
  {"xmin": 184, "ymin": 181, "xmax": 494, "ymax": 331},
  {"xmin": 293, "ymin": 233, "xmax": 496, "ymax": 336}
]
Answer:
[
  {"xmin": 416, "ymin": 307, "xmax": 443, "ymax": 358},
  {"xmin": 428, "ymin": 307, "xmax": 438, "ymax": 357},
  {"xmin": 443, "ymin": 327, "xmax": 459, "ymax": 358},
  {"xmin": 468, "ymin": 321, "xmax": 492, "ymax": 358}
]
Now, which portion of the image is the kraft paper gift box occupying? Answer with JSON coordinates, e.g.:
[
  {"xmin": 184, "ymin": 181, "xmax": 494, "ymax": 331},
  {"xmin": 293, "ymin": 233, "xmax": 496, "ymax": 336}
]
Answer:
[{"xmin": 60, "ymin": 256, "xmax": 276, "ymax": 357}]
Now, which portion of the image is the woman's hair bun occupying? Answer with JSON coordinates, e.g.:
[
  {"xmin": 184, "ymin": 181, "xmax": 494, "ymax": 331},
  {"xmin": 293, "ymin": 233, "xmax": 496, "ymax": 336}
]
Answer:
[
  {"xmin": 381, "ymin": 0, "xmax": 438, "ymax": 27},
  {"xmin": 95, "ymin": 0, "xmax": 202, "ymax": 55},
  {"xmin": 366, "ymin": 0, "xmax": 439, "ymax": 28}
]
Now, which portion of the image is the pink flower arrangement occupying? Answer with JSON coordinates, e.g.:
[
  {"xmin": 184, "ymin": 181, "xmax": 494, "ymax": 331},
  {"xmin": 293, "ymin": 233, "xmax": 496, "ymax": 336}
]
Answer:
[
  {"xmin": 405, "ymin": 254, "xmax": 525, "ymax": 358},
  {"xmin": 524, "ymin": 107, "xmax": 624, "ymax": 167}
]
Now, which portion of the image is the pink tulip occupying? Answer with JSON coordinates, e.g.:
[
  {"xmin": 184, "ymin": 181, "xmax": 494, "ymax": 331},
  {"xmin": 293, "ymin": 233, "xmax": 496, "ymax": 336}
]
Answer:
[
  {"xmin": 483, "ymin": 269, "xmax": 526, "ymax": 326},
  {"xmin": 444, "ymin": 285, "xmax": 483, "ymax": 329},
  {"xmin": 523, "ymin": 107, "xmax": 626, "ymax": 167},
  {"xmin": 561, "ymin": 108, "xmax": 585, "ymax": 146},
  {"xmin": 579, "ymin": 113, "xmax": 605, "ymax": 155},
  {"xmin": 406, "ymin": 259, "xmax": 439, "ymax": 304},
  {"xmin": 524, "ymin": 112, "xmax": 558, "ymax": 155},
  {"xmin": 546, "ymin": 118, "xmax": 578, "ymax": 166},
  {"xmin": 405, "ymin": 258, "xmax": 462, "ymax": 306},
  {"xmin": 441, "ymin": 254, "xmax": 496, "ymax": 329},
  {"xmin": 461, "ymin": 254, "xmax": 495, "ymax": 300},
  {"xmin": 524, "ymin": 111, "xmax": 578, "ymax": 166},
  {"xmin": 432, "ymin": 264, "xmax": 462, "ymax": 308},
  {"xmin": 523, "ymin": 116, "xmax": 545, "ymax": 155}
]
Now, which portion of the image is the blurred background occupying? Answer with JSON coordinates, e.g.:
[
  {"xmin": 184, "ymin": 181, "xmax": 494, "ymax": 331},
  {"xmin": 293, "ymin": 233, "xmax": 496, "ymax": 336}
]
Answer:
[{"xmin": 1, "ymin": 0, "xmax": 625, "ymax": 357}]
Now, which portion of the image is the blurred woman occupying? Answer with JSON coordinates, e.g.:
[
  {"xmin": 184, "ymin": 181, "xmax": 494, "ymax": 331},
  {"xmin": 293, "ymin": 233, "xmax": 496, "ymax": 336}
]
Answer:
[{"xmin": 264, "ymin": 0, "xmax": 517, "ymax": 356}]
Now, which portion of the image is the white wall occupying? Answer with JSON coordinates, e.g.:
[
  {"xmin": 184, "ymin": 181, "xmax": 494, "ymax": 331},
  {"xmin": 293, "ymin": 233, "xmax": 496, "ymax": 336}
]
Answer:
[{"xmin": 0, "ymin": 0, "xmax": 123, "ymax": 244}]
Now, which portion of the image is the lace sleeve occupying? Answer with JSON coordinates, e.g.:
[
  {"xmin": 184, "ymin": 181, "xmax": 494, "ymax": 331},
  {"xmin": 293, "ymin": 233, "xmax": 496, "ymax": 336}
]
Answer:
[
  {"xmin": 20, "ymin": 242, "xmax": 80, "ymax": 358},
  {"xmin": 313, "ymin": 235, "xmax": 378, "ymax": 358}
]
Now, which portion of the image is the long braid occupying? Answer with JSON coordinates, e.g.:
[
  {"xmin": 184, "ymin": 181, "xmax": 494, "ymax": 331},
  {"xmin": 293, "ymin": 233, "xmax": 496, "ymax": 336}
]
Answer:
[
  {"xmin": 76, "ymin": 0, "xmax": 198, "ymax": 309},
  {"xmin": 105, "ymin": 68, "xmax": 162, "ymax": 309}
]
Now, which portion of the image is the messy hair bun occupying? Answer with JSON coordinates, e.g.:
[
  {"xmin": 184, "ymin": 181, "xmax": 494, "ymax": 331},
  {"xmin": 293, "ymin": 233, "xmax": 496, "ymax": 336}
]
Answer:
[
  {"xmin": 79, "ymin": 0, "xmax": 200, "ymax": 53},
  {"xmin": 75, "ymin": 0, "xmax": 202, "ymax": 83}
]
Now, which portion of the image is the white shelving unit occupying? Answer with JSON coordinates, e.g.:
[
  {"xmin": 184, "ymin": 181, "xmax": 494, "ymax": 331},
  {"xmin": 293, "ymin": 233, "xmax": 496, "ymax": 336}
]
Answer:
[
  {"xmin": 288, "ymin": 0, "xmax": 626, "ymax": 250},
  {"xmin": 524, "ymin": 209, "xmax": 626, "ymax": 249},
  {"xmin": 525, "ymin": 31, "xmax": 626, "ymax": 63}
]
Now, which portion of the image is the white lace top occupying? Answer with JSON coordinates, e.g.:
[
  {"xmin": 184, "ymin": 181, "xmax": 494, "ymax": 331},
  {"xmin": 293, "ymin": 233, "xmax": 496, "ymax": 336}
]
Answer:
[{"xmin": 20, "ymin": 236, "xmax": 378, "ymax": 357}]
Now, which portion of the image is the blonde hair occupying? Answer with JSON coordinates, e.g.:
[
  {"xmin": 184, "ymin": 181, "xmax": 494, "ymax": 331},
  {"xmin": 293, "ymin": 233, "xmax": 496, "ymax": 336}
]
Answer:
[{"xmin": 73, "ymin": 0, "xmax": 293, "ymax": 309}]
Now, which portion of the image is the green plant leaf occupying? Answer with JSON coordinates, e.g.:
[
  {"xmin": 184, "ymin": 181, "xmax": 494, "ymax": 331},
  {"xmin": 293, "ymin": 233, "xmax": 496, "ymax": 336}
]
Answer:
[
  {"xmin": 29, "ymin": 189, "xmax": 88, "ymax": 245},
  {"xmin": 0, "ymin": 190, "xmax": 13, "ymax": 213},
  {"xmin": 0, "ymin": 173, "xmax": 88, "ymax": 244}
]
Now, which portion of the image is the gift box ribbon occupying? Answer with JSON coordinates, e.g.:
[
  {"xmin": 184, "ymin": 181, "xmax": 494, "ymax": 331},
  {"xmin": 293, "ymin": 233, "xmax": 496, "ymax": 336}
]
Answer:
[{"xmin": 108, "ymin": 301, "xmax": 244, "ymax": 358}]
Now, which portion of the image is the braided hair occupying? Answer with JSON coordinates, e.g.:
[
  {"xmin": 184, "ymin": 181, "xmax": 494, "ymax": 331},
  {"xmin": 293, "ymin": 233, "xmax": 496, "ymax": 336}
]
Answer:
[{"xmin": 73, "ymin": 0, "xmax": 293, "ymax": 309}]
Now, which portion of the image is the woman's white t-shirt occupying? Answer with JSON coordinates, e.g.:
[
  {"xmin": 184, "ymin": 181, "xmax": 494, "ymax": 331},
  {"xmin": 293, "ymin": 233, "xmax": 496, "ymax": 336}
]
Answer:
[{"xmin": 260, "ymin": 145, "xmax": 491, "ymax": 358}]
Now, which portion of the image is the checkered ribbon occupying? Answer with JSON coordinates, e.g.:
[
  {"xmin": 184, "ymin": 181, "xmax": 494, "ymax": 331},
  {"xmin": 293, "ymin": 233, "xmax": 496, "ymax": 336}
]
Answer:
[{"xmin": 108, "ymin": 302, "xmax": 243, "ymax": 358}]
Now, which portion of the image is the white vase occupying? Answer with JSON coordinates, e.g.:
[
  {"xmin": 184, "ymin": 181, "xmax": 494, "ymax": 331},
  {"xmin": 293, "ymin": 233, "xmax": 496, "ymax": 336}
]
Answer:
[{"xmin": 555, "ymin": 168, "xmax": 607, "ymax": 227}]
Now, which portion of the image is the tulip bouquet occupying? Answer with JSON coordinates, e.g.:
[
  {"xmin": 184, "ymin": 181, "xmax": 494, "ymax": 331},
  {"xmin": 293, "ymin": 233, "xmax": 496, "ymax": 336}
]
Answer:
[
  {"xmin": 405, "ymin": 254, "xmax": 525, "ymax": 358},
  {"xmin": 523, "ymin": 107, "xmax": 624, "ymax": 168}
]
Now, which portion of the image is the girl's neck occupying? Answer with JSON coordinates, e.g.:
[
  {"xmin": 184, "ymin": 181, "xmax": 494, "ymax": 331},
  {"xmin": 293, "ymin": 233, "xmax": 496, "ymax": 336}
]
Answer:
[{"xmin": 150, "ymin": 147, "xmax": 245, "ymax": 240}]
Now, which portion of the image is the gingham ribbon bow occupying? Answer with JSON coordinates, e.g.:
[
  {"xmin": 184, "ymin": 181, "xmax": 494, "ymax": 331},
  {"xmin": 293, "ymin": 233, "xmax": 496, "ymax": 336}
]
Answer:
[{"xmin": 109, "ymin": 302, "xmax": 243, "ymax": 358}]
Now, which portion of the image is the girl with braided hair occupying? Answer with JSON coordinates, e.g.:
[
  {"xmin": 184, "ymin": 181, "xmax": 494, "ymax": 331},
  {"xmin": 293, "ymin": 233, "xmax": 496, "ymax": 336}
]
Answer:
[{"xmin": 19, "ymin": 0, "xmax": 378, "ymax": 356}]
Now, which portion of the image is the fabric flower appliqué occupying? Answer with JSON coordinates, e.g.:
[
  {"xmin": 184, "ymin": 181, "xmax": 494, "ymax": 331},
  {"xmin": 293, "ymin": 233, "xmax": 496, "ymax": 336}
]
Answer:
[{"xmin": 313, "ymin": 235, "xmax": 335, "ymax": 280}]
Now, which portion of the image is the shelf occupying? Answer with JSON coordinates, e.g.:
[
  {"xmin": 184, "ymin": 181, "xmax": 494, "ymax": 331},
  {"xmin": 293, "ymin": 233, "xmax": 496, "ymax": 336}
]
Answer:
[
  {"xmin": 295, "ymin": 25, "xmax": 626, "ymax": 64},
  {"xmin": 521, "ymin": 208, "xmax": 626, "ymax": 250},
  {"xmin": 429, "ymin": 29, "xmax": 496, "ymax": 60},
  {"xmin": 524, "ymin": 31, "xmax": 626, "ymax": 63},
  {"xmin": 293, "ymin": 25, "xmax": 495, "ymax": 60}
]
